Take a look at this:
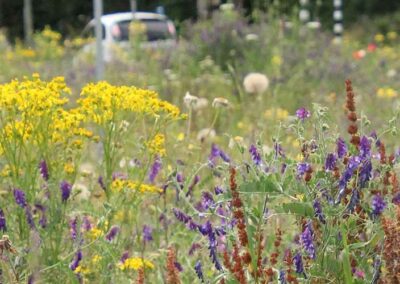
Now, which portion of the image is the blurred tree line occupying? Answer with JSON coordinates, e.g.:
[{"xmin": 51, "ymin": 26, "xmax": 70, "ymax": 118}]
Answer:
[{"xmin": 0, "ymin": 0, "xmax": 399, "ymax": 40}]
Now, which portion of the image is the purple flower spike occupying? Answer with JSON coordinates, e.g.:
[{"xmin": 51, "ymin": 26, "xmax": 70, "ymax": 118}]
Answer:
[
  {"xmin": 293, "ymin": 252, "xmax": 304, "ymax": 274},
  {"xmin": 214, "ymin": 186, "xmax": 224, "ymax": 195},
  {"xmin": 69, "ymin": 216, "xmax": 78, "ymax": 241},
  {"xmin": 25, "ymin": 206, "xmax": 36, "ymax": 230},
  {"xmin": 0, "ymin": 208, "xmax": 6, "ymax": 231},
  {"xmin": 337, "ymin": 138, "xmax": 347, "ymax": 159},
  {"xmin": 279, "ymin": 270, "xmax": 286, "ymax": 284},
  {"xmin": 301, "ymin": 225, "xmax": 316, "ymax": 259},
  {"xmin": 325, "ymin": 153, "xmax": 337, "ymax": 171},
  {"xmin": 149, "ymin": 156, "xmax": 162, "ymax": 183},
  {"xmin": 360, "ymin": 136, "xmax": 371, "ymax": 158},
  {"xmin": 313, "ymin": 199, "xmax": 326, "ymax": 224},
  {"xmin": 393, "ymin": 192, "xmax": 400, "ymax": 205},
  {"xmin": 142, "ymin": 225, "xmax": 153, "ymax": 242},
  {"xmin": 105, "ymin": 225, "xmax": 120, "ymax": 241},
  {"xmin": 34, "ymin": 204, "xmax": 47, "ymax": 228},
  {"xmin": 297, "ymin": 163, "xmax": 310, "ymax": 177},
  {"xmin": 120, "ymin": 251, "xmax": 129, "ymax": 263},
  {"xmin": 60, "ymin": 181, "xmax": 72, "ymax": 202},
  {"xmin": 70, "ymin": 249, "xmax": 82, "ymax": 271},
  {"xmin": 296, "ymin": 107, "xmax": 311, "ymax": 121},
  {"xmin": 39, "ymin": 160, "xmax": 49, "ymax": 181},
  {"xmin": 249, "ymin": 144, "xmax": 262, "ymax": 166},
  {"xmin": 194, "ymin": 260, "xmax": 204, "ymax": 282},
  {"xmin": 372, "ymin": 195, "xmax": 386, "ymax": 217},
  {"xmin": 13, "ymin": 188, "xmax": 27, "ymax": 208},
  {"xmin": 173, "ymin": 208, "xmax": 191, "ymax": 224}
]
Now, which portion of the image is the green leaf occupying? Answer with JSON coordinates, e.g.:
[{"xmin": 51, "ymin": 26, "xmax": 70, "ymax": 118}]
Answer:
[
  {"xmin": 239, "ymin": 176, "xmax": 279, "ymax": 193},
  {"xmin": 280, "ymin": 202, "xmax": 314, "ymax": 217}
]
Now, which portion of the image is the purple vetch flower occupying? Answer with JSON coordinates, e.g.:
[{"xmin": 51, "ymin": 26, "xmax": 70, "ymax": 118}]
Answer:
[
  {"xmin": 337, "ymin": 137, "xmax": 347, "ymax": 159},
  {"xmin": 293, "ymin": 252, "xmax": 304, "ymax": 274},
  {"xmin": 149, "ymin": 156, "xmax": 162, "ymax": 183},
  {"xmin": 338, "ymin": 156, "xmax": 361, "ymax": 192},
  {"xmin": 174, "ymin": 262, "xmax": 183, "ymax": 272},
  {"xmin": 347, "ymin": 189, "xmax": 360, "ymax": 213},
  {"xmin": 370, "ymin": 131, "xmax": 381, "ymax": 147},
  {"xmin": 60, "ymin": 181, "xmax": 72, "ymax": 202},
  {"xmin": 325, "ymin": 153, "xmax": 337, "ymax": 171},
  {"xmin": 39, "ymin": 160, "xmax": 49, "ymax": 181},
  {"xmin": 13, "ymin": 188, "xmax": 27, "ymax": 208},
  {"xmin": 392, "ymin": 192, "xmax": 400, "ymax": 205},
  {"xmin": 34, "ymin": 204, "xmax": 47, "ymax": 228},
  {"xmin": 313, "ymin": 199, "xmax": 326, "ymax": 224},
  {"xmin": 173, "ymin": 208, "xmax": 191, "ymax": 224},
  {"xmin": 199, "ymin": 221, "xmax": 222, "ymax": 270},
  {"xmin": 219, "ymin": 148, "xmax": 231, "ymax": 163},
  {"xmin": 360, "ymin": 136, "xmax": 371, "ymax": 158},
  {"xmin": 214, "ymin": 186, "xmax": 224, "ymax": 195},
  {"xmin": 194, "ymin": 260, "xmax": 204, "ymax": 282},
  {"xmin": 69, "ymin": 216, "xmax": 78, "ymax": 241},
  {"xmin": 358, "ymin": 160, "xmax": 372, "ymax": 187},
  {"xmin": 105, "ymin": 225, "xmax": 120, "ymax": 241},
  {"xmin": 296, "ymin": 107, "xmax": 311, "ymax": 121},
  {"xmin": 189, "ymin": 243, "xmax": 201, "ymax": 256},
  {"xmin": 81, "ymin": 216, "xmax": 92, "ymax": 231},
  {"xmin": 25, "ymin": 206, "xmax": 36, "ymax": 230},
  {"xmin": 297, "ymin": 163, "xmax": 310, "ymax": 177},
  {"xmin": 0, "ymin": 208, "xmax": 6, "ymax": 231},
  {"xmin": 120, "ymin": 251, "xmax": 129, "ymax": 263},
  {"xmin": 70, "ymin": 249, "xmax": 82, "ymax": 271},
  {"xmin": 142, "ymin": 225, "xmax": 153, "ymax": 242},
  {"xmin": 208, "ymin": 143, "xmax": 220, "ymax": 167},
  {"xmin": 301, "ymin": 225, "xmax": 316, "ymax": 259},
  {"xmin": 187, "ymin": 175, "xmax": 200, "ymax": 197},
  {"xmin": 176, "ymin": 172, "xmax": 184, "ymax": 189},
  {"xmin": 98, "ymin": 176, "xmax": 106, "ymax": 191},
  {"xmin": 371, "ymin": 195, "xmax": 386, "ymax": 217},
  {"xmin": 201, "ymin": 192, "xmax": 215, "ymax": 210},
  {"xmin": 279, "ymin": 270, "xmax": 287, "ymax": 284},
  {"xmin": 249, "ymin": 144, "xmax": 262, "ymax": 166}
]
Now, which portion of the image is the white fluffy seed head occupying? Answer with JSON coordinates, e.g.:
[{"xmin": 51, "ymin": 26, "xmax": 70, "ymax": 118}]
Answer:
[{"xmin": 243, "ymin": 73, "xmax": 269, "ymax": 94}]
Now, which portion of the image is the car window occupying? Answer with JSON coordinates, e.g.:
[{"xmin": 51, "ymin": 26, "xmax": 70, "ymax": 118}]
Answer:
[
  {"xmin": 82, "ymin": 24, "xmax": 105, "ymax": 40},
  {"xmin": 115, "ymin": 19, "xmax": 173, "ymax": 42}
]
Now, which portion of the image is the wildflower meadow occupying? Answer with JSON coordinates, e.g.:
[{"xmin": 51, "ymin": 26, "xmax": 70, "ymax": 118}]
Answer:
[{"xmin": 1, "ymin": 4, "xmax": 400, "ymax": 284}]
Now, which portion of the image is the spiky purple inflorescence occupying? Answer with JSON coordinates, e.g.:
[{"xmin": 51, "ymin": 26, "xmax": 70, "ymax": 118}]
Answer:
[
  {"xmin": 194, "ymin": 260, "xmax": 204, "ymax": 282},
  {"xmin": 360, "ymin": 136, "xmax": 371, "ymax": 158},
  {"xmin": 339, "ymin": 156, "xmax": 361, "ymax": 191},
  {"xmin": 120, "ymin": 251, "xmax": 129, "ymax": 263},
  {"xmin": 142, "ymin": 225, "xmax": 153, "ymax": 242},
  {"xmin": 199, "ymin": 221, "xmax": 222, "ymax": 271},
  {"xmin": 301, "ymin": 225, "xmax": 316, "ymax": 259},
  {"xmin": 214, "ymin": 186, "xmax": 224, "ymax": 195},
  {"xmin": 39, "ymin": 160, "xmax": 49, "ymax": 181},
  {"xmin": 296, "ymin": 107, "xmax": 311, "ymax": 121},
  {"xmin": 297, "ymin": 162, "xmax": 310, "ymax": 177},
  {"xmin": 187, "ymin": 175, "xmax": 200, "ymax": 197},
  {"xmin": 293, "ymin": 252, "xmax": 304, "ymax": 274},
  {"xmin": 201, "ymin": 192, "xmax": 215, "ymax": 210},
  {"xmin": 13, "ymin": 188, "xmax": 27, "ymax": 208},
  {"xmin": 60, "ymin": 181, "xmax": 72, "ymax": 202},
  {"xmin": 325, "ymin": 153, "xmax": 337, "ymax": 171},
  {"xmin": 70, "ymin": 249, "xmax": 82, "ymax": 271},
  {"xmin": 0, "ymin": 208, "xmax": 6, "ymax": 231},
  {"xmin": 279, "ymin": 270, "xmax": 287, "ymax": 284},
  {"xmin": 249, "ymin": 144, "xmax": 262, "ymax": 166},
  {"xmin": 69, "ymin": 216, "xmax": 78, "ymax": 241},
  {"xmin": 358, "ymin": 160, "xmax": 372, "ymax": 187},
  {"xmin": 393, "ymin": 192, "xmax": 400, "ymax": 205},
  {"xmin": 149, "ymin": 155, "xmax": 162, "ymax": 183},
  {"xmin": 371, "ymin": 195, "xmax": 386, "ymax": 217},
  {"xmin": 105, "ymin": 225, "xmax": 120, "ymax": 241},
  {"xmin": 347, "ymin": 189, "xmax": 360, "ymax": 213},
  {"xmin": 337, "ymin": 137, "xmax": 347, "ymax": 159},
  {"xmin": 34, "ymin": 204, "xmax": 47, "ymax": 228},
  {"xmin": 313, "ymin": 199, "xmax": 326, "ymax": 224},
  {"xmin": 173, "ymin": 208, "xmax": 191, "ymax": 224},
  {"xmin": 81, "ymin": 216, "xmax": 92, "ymax": 231},
  {"xmin": 25, "ymin": 206, "xmax": 36, "ymax": 230}
]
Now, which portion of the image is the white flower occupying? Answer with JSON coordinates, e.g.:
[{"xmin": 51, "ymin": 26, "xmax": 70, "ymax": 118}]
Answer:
[
  {"xmin": 79, "ymin": 163, "xmax": 95, "ymax": 177},
  {"xmin": 245, "ymin": 34, "xmax": 259, "ymax": 41},
  {"xmin": 243, "ymin": 73, "xmax": 269, "ymax": 94},
  {"xmin": 193, "ymin": 98, "xmax": 209, "ymax": 111},
  {"xmin": 387, "ymin": 69, "xmax": 397, "ymax": 78},
  {"xmin": 212, "ymin": 97, "xmax": 230, "ymax": 108},
  {"xmin": 307, "ymin": 21, "xmax": 321, "ymax": 29},
  {"xmin": 197, "ymin": 128, "xmax": 216, "ymax": 142},
  {"xmin": 184, "ymin": 92, "xmax": 199, "ymax": 109},
  {"xmin": 73, "ymin": 182, "xmax": 90, "ymax": 201},
  {"xmin": 299, "ymin": 10, "xmax": 310, "ymax": 22}
]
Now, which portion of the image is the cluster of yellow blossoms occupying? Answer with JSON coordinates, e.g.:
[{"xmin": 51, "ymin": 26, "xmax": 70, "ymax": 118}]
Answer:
[
  {"xmin": 111, "ymin": 179, "xmax": 162, "ymax": 193},
  {"xmin": 146, "ymin": 133, "xmax": 166, "ymax": 156},
  {"xmin": 377, "ymin": 87, "xmax": 398, "ymax": 99},
  {"xmin": 118, "ymin": 257, "xmax": 154, "ymax": 271}
]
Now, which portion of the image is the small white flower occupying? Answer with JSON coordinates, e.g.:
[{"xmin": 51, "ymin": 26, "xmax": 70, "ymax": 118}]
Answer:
[
  {"xmin": 73, "ymin": 182, "xmax": 90, "ymax": 201},
  {"xmin": 245, "ymin": 33, "xmax": 259, "ymax": 41},
  {"xmin": 299, "ymin": 10, "xmax": 310, "ymax": 22},
  {"xmin": 212, "ymin": 97, "xmax": 230, "ymax": 108},
  {"xmin": 184, "ymin": 92, "xmax": 199, "ymax": 109},
  {"xmin": 79, "ymin": 163, "xmax": 95, "ymax": 177},
  {"xmin": 387, "ymin": 69, "xmax": 397, "ymax": 78},
  {"xmin": 307, "ymin": 21, "xmax": 321, "ymax": 29},
  {"xmin": 243, "ymin": 73, "xmax": 269, "ymax": 94},
  {"xmin": 119, "ymin": 158, "xmax": 127, "ymax": 168}
]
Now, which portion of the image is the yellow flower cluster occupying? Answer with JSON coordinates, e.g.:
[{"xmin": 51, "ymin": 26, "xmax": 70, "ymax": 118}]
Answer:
[
  {"xmin": 111, "ymin": 179, "xmax": 162, "ymax": 193},
  {"xmin": 264, "ymin": 107, "xmax": 289, "ymax": 120},
  {"xmin": 146, "ymin": 134, "xmax": 166, "ymax": 156},
  {"xmin": 77, "ymin": 82, "xmax": 181, "ymax": 125},
  {"xmin": 118, "ymin": 257, "xmax": 154, "ymax": 271},
  {"xmin": 377, "ymin": 87, "xmax": 398, "ymax": 99}
]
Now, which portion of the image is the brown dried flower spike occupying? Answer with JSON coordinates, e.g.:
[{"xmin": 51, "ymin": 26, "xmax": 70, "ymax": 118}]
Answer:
[{"xmin": 345, "ymin": 80, "xmax": 360, "ymax": 148}]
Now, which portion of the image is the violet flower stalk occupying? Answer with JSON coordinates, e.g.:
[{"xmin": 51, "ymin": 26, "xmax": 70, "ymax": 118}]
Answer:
[
  {"xmin": 25, "ymin": 206, "xmax": 36, "ymax": 230},
  {"xmin": 313, "ymin": 199, "xmax": 326, "ymax": 224},
  {"xmin": 69, "ymin": 216, "xmax": 78, "ymax": 241},
  {"xmin": 359, "ymin": 136, "xmax": 371, "ymax": 159},
  {"xmin": 324, "ymin": 153, "xmax": 337, "ymax": 171},
  {"xmin": 142, "ymin": 225, "xmax": 153, "ymax": 242},
  {"xmin": 301, "ymin": 225, "xmax": 316, "ymax": 259},
  {"xmin": 293, "ymin": 252, "xmax": 304, "ymax": 274},
  {"xmin": 297, "ymin": 163, "xmax": 310, "ymax": 177},
  {"xmin": 249, "ymin": 144, "xmax": 262, "ymax": 166},
  {"xmin": 39, "ymin": 160, "xmax": 49, "ymax": 181},
  {"xmin": 149, "ymin": 155, "xmax": 162, "ymax": 183},
  {"xmin": 105, "ymin": 225, "xmax": 120, "ymax": 241},
  {"xmin": 70, "ymin": 249, "xmax": 82, "ymax": 271},
  {"xmin": 337, "ymin": 137, "xmax": 347, "ymax": 159},
  {"xmin": 371, "ymin": 195, "xmax": 386, "ymax": 217},
  {"xmin": 194, "ymin": 260, "xmax": 204, "ymax": 282},
  {"xmin": 13, "ymin": 188, "xmax": 27, "ymax": 208},
  {"xmin": 296, "ymin": 107, "xmax": 311, "ymax": 121},
  {"xmin": 199, "ymin": 221, "xmax": 222, "ymax": 270},
  {"xmin": 0, "ymin": 209, "xmax": 6, "ymax": 231},
  {"xmin": 34, "ymin": 204, "xmax": 47, "ymax": 228},
  {"xmin": 60, "ymin": 181, "xmax": 72, "ymax": 202}
]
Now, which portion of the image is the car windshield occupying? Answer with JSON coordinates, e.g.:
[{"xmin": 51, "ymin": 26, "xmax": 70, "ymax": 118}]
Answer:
[{"xmin": 115, "ymin": 19, "xmax": 173, "ymax": 42}]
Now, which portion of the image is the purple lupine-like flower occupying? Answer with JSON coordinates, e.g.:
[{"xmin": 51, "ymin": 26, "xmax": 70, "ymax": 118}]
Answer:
[
  {"xmin": 325, "ymin": 153, "xmax": 337, "ymax": 171},
  {"xmin": 194, "ymin": 260, "xmax": 204, "ymax": 282},
  {"xmin": 60, "ymin": 181, "xmax": 72, "ymax": 202},
  {"xmin": 120, "ymin": 251, "xmax": 129, "ymax": 263},
  {"xmin": 25, "ymin": 206, "xmax": 36, "ymax": 230},
  {"xmin": 0, "ymin": 209, "xmax": 6, "ymax": 231},
  {"xmin": 297, "ymin": 163, "xmax": 310, "ymax": 176},
  {"xmin": 370, "ymin": 131, "xmax": 381, "ymax": 147},
  {"xmin": 337, "ymin": 137, "xmax": 347, "ymax": 159},
  {"xmin": 98, "ymin": 176, "xmax": 106, "ymax": 191},
  {"xmin": 392, "ymin": 192, "xmax": 400, "ymax": 205},
  {"xmin": 69, "ymin": 216, "xmax": 78, "ymax": 241},
  {"xmin": 187, "ymin": 175, "xmax": 200, "ymax": 197},
  {"xmin": 214, "ymin": 186, "xmax": 224, "ymax": 195},
  {"xmin": 142, "ymin": 225, "xmax": 153, "ymax": 242},
  {"xmin": 360, "ymin": 136, "xmax": 371, "ymax": 158},
  {"xmin": 174, "ymin": 261, "xmax": 183, "ymax": 272},
  {"xmin": 296, "ymin": 107, "xmax": 311, "ymax": 121},
  {"xmin": 301, "ymin": 225, "xmax": 316, "ymax": 259},
  {"xmin": 313, "ymin": 199, "xmax": 326, "ymax": 224},
  {"xmin": 105, "ymin": 225, "xmax": 120, "ymax": 241},
  {"xmin": 347, "ymin": 189, "xmax": 360, "ymax": 213},
  {"xmin": 201, "ymin": 192, "xmax": 215, "ymax": 210},
  {"xmin": 70, "ymin": 249, "xmax": 82, "ymax": 271},
  {"xmin": 189, "ymin": 243, "xmax": 201, "ymax": 256},
  {"xmin": 219, "ymin": 148, "xmax": 231, "ymax": 163},
  {"xmin": 372, "ymin": 195, "xmax": 386, "ymax": 217},
  {"xmin": 338, "ymin": 156, "xmax": 361, "ymax": 191},
  {"xmin": 81, "ymin": 216, "xmax": 92, "ymax": 231},
  {"xmin": 358, "ymin": 160, "xmax": 372, "ymax": 187},
  {"xmin": 293, "ymin": 252, "xmax": 304, "ymax": 274},
  {"xmin": 149, "ymin": 156, "xmax": 162, "ymax": 183},
  {"xmin": 279, "ymin": 270, "xmax": 287, "ymax": 284},
  {"xmin": 39, "ymin": 160, "xmax": 49, "ymax": 181},
  {"xmin": 13, "ymin": 188, "xmax": 27, "ymax": 208},
  {"xmin": 173, "ymin": 208, "xmax": 191, "ymax": 224},
  {"xmin": 34, "ymin": 204, "xmax": 47, "ymax": 228},
  {"xmin": 199, "ymin": 221, "xmax": 222, "ymax": 270},
  {"xmin": 249, "ymin": 144, "xmax": 262, "ymax": 166},
  {"xmin": 208, "ymin": 143, "xmax": 220, "ymax": 167}
]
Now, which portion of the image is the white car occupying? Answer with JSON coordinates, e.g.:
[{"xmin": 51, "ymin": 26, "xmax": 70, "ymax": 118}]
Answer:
[{"xmin": 81, "ymin": 12, "xmax": 177, "ymax": 62}]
